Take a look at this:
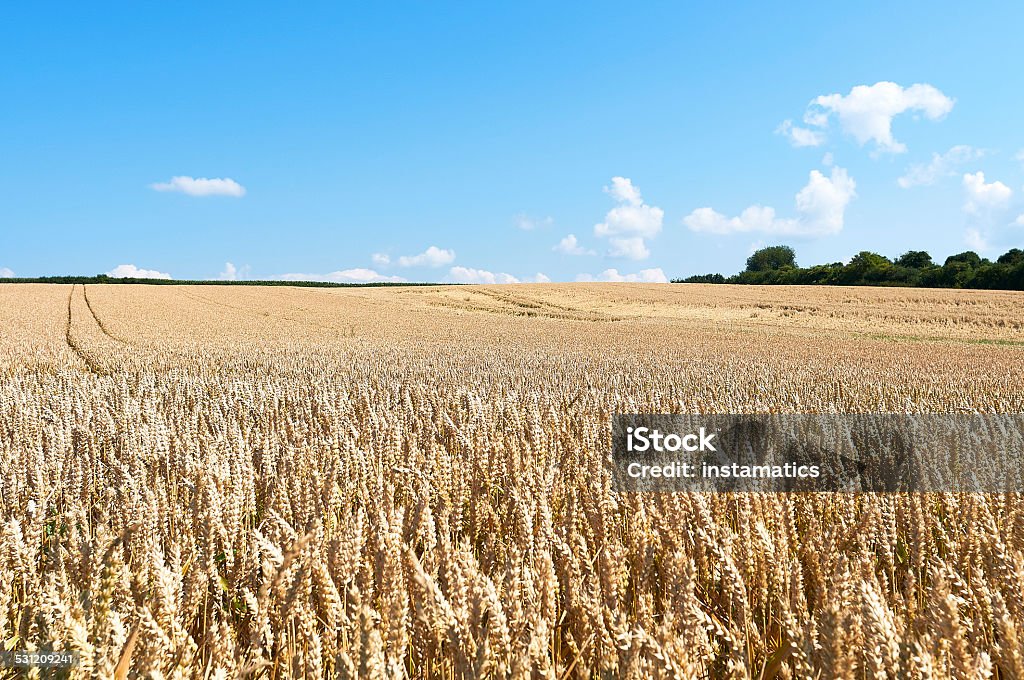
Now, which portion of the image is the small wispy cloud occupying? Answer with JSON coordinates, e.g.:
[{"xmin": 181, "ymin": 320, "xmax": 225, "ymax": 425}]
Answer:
[
  {"xmin": 0, "ymin": 267, "xmax": 14, "ymax": 278},
  {"xmin": 964, "ymin": 228, "xmax": 990, "ymax": 253},
  {"xmin": 107, "ymin": 264, "xmax": 172, "ymax": 279},
  {"xmin": 280, "ymin": 268, "xmax": 406, "ymax": 284},
  {"xmin": 371, "ymin": 253, "xmax": 391, "ymax": 266},
  {"xmin": 576, "ymin": 268, "xmax": 669, "ymax": 283},
  {"xmin": 776, "ymin": 119, "xmax": 826, "ymax": 148},
  {"xmin": 553, "ymin": 234, "xmax": 594, "ymax": 256},
  {"xmin": 218, "ymin": 262, "xmax": 251, "ymax": 281},
  {"xmin": 396, "ymin": 246, "xmax": 455, "ymax": 268},
  {"xmin": 897, "ymin": 145, "xmax": 985, "ymax": 188},
  {"xmin": 514, "ymin": 213, "xmax": 554, "ymax": 230},
  {"xmin": 150, "ymin": 176, "xmax": 246, "ymax": 197},
  {"xmin": 447, "ymin": 266, "xmax": 521, "ymax": 284}
]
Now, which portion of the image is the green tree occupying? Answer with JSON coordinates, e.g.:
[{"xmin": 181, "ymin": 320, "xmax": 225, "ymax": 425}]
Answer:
[
  {"xmin": 944, "ymin": 251, "xmax": 983, "ymax": 268},
  {"xmin": 745, "ymin": 245, "xmax": 796, "ymax": 272},
  {"xmin": 997, "ymin": 248, "xmax": 1024, "ymax": 266},
  {"xmin": 836, "ymin": 252, "xmax": 892, "ymax": 285},
  {"xmin": 895, "ymin": 250, "xmax": 933, "ymax": 269}
]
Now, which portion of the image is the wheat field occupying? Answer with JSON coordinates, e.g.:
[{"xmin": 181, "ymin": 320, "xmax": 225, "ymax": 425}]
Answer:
[{"xmin": 1, "ymin": 282, "xmax": 1023, "ymax": 678}]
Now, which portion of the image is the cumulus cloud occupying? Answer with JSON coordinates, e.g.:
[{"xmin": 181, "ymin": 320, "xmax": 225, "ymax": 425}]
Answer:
[
  {"xmin": 783, "ymin": 82, "xmax": 954, "ymax": 154},
  {"xmin": 0, "ymin": 267, "xmax": 14, "ymax": 278},
  {"xmin": 396, "ymin": 246, "xmax": 456, "ymax": 268},
  {"xmin": 608, "ymin": 236, "xmax": 650, "ymax": 260},
  {"xmin": 514, "ymin": 213, "xmax": 554, "ymax": 230},
  {"xmin": 684, "ymin": 166, "xmax": 856, "ymax": 237},
  {"xmin": 576, "ymin": 268, "xmax": 669, "ymax": 283},
  {"xmin": 898, "ymin": 146, "xmax": 985, "ymax": 188},
  {"xmin": 107, "ymin": 264, "xmax": 172, "ymax": 279},
  {"xmin": 776, "ymin": 119, "xmax": 827, "ymax": 148},
  {"xmin": 604, "ymin": 176, "xmax": 643, "ymax": 205},
  {"xmin": 531, "ymin": 272, "xmax": 552, "ymax": 283},
  {"xmin": 218, "ymin": 262, "xmax": 250, "ymax": 281},
  {"xmin": 553, "ymin": 234, "xmax": 594, "ymax": 256},
  {"xmin": 962, "ymin": 171, "xmax": 1012, "ymax": 213},
  {"xmin": 219, "ymin": 262, "xmax": 238, "ymax": 281},
  {"xmin": 150, "ymin": 176, "xmax": 246, "ymax": 197},
  {"xmin": 371, "ymin": 253, "xmax": 391, "ymax": 266},
  {"xmin": 447, "ymin": 266, "xmax": 521, "ymax": 284},
  {"xmin": 593, "ymin": 177, "xmax": 663, "ymax": 260},
  {"xmin": 280, "ymin": 269, "xmax": 406, "ymax": 284}
]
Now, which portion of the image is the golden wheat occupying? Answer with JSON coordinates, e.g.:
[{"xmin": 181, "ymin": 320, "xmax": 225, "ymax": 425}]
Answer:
[{"xmin": 1, "ymin": 282, "xmax": 1023, "ymax": 678}]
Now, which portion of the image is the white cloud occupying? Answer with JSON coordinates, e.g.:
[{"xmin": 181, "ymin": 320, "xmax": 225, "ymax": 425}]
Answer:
[
  {"xmin": 514, "ymin": 213, "xmax": 554, "ymax": 230},
  {"xmin": 218, "ymin": 262, "xmax": 250, "ymax": 281},
  {"xmin": 962, "ymin": 171, "xmax": 1012, "ymax": 213},
  {"xmin": 371, "ymin": 253, "xmax": 391, "ymax": 266},
  {"xmin": 608, "ymin": 236, "xmax": 650, "ymax": 260},
  {"xmin": 280, "ymin": 268, "xmax": 406, "ymax": 284},
  {"xmin": 576, "ymin": 268, "xmax": 669, "ymax": 283},
  {"xmin": 821, "ymin": 152, "xmax": 834, "ymax": 167},
  {"xmin": 595, "ymin": 178, "xmax": 663, "ymax": 238},
  {"xmin": 898, "ymin": 146, "xmax": 985, "ymax": 188},
  {"xmin": 396, "ymin": 245, "xmax": 456, "ymax": 268},
  {"xmin": 150, "ymin": 176, "xmax": 246, "ymax": 197},
  {"xmin": 604, "ymin": 176, "xmax": 643, "ymax": 205},
  {"xmin": 776, "ymin": 120, "xmax": 826, "ymax": 148},
  {"xmin": 1016, "ymin": 149, "xmax": 1024, "ymax": 164},
  {"xmin": 593, "ymin": 177, "xmax": 663, "ymax": 260},
  {"xmin": 962, "ymin": 228, "xmax": 987, "ymax": 251},
  {"xmin": 965, "ymin": 228, "xmax": 989, "ymax": 253},
  {"xmin": 553, "ymin": 233, "xmax": 594, "ymax": 256},
  {"xmin": 531, "ymin": 272, "xmax": 551, "ymax": 283},
  {"xmin": 107, "ymin": 264, "xmax": 172, "ymax": 279},
  {"xmin": 787, "ymin": 82, "xmax": 954, "ymax": 154},
  {"xmin": 447, "ymin": 266, "xmax": 520, "ymax": 284},
  {"xmin": 683, "ymin": 166, "xmax": 856, "ymax": 237},
  {"xmin": 1014, "ymin": 214, "xmax": 1024, "ymax": 227},
  {"xmin": 0, "ymin": 267, "xmax": 14, "ymax": 278}
]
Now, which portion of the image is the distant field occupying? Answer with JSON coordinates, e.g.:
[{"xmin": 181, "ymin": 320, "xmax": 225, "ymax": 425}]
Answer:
[{"xmin": 2, "ymin": 283, "xmax": 1023, "ymax": 678}]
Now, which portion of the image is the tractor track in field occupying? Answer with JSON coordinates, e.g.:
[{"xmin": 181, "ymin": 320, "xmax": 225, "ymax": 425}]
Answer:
[
  {"xmin": 65, "ymin": 285, "xmax": 108, "ymax": 375},
  {"xmin": 181, "ymin": 288, "xmax": 354, "ymax": 336},
  {"xmin": 426, "ymin": 286, "xmax": 630, "ymax": 322},
  {"xmin": 82, "ymin": 285, "xmax": 127, "ymax": 343}
]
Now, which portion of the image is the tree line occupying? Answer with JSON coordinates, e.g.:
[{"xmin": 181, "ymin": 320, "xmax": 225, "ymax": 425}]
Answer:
[
  {"xmin": 0, "ymin": 275, "xmax": 439, "ymax": 288},
  {"xmin": 675, "ymin": 245, "xmax": 1024, "ymax": 291}
]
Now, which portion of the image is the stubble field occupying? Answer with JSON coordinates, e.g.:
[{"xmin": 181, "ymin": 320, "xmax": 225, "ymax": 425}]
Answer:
[{"xmin": 1, "ymin": 282, "xmax": 1023, "ymax": 678}]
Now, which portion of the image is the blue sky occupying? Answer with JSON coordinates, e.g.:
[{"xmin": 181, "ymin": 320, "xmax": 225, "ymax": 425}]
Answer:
[{"xmin": 2, "ymin": 1, "xmax": 1023, "ymax": 283}]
